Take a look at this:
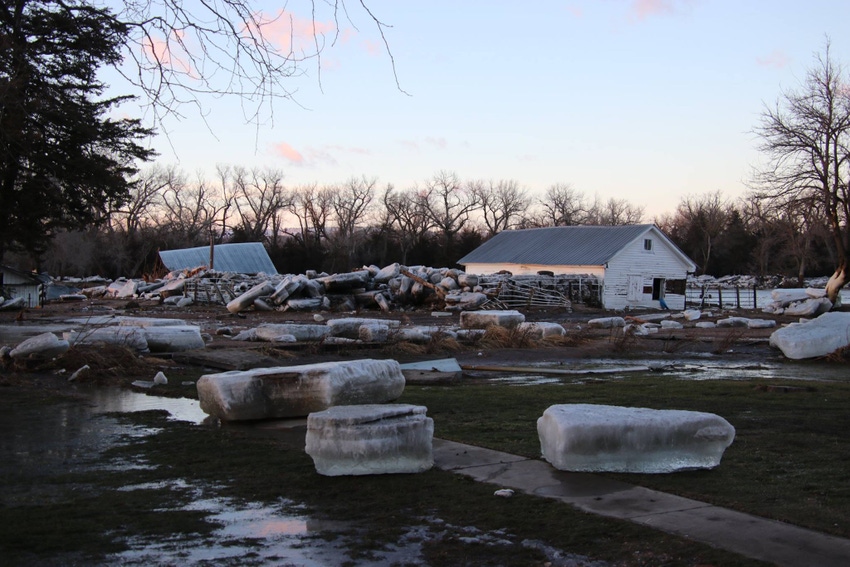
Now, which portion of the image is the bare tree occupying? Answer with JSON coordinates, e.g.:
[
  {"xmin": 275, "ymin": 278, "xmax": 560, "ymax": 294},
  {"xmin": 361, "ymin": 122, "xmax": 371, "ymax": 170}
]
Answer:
[
  {"xmin": 286, "ymin": 183, "xmax": 332, "ymax": 250},
  {"xmin": 422, "ymin": 171, "xmax": 480, "ymax": 263},
  {"xmin": 670, "ymin": 191, "xmax": 730, "ymax": 275},
  {"xmin": 111, "ymin": 165, "xmax": 169, "ymax": 237},
  {"xmin": 472, "ymin": 179, "xmax": 530, "ymax": 236},
  {"xmin": 382, "ymin": 185, "xmax": 433, "ymax": 264},
  {"xmin": 158, "ymin": 168, "xmax": 230, "ymax": 248},
  {"xmin": 586, "ymin": 195, "xmax": 645, "ymax": 226},
  {"xmin": 230, "ymin": 166, "xmax": 291, "ymax": 245},
  {"xmin": 752, "ymin": 40, "xmax": 850, "ymax": 302},
  {"xmin": 325, "ymin": 176, "xmax": 376, "ymax": 270},
  {"xmin": 538, "ymin": 183, "xmax": 587, "ymax": 226},
  {"xmin": 111, "ymin": 1, "xmax": 400, "ymax": 127}
]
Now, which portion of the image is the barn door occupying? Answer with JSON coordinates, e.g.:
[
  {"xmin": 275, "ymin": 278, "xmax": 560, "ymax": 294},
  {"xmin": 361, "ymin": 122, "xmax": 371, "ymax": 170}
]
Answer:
[{"xmin": 627, "ymin": 275, "xmax": 642, "ymax": 301}]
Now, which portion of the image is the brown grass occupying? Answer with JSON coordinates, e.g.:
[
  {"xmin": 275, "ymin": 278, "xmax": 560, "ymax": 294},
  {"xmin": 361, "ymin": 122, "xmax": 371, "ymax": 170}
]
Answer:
[{"xmin": 478, "ymin": 325, "xmax": 541, "ymax": 349}]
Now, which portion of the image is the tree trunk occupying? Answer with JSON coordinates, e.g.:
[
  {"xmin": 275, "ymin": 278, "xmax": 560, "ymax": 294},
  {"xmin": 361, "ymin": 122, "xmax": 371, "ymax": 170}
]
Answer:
[{"xmin": 825, "ymin": 260, "xmax": 847, "ymax": 305}]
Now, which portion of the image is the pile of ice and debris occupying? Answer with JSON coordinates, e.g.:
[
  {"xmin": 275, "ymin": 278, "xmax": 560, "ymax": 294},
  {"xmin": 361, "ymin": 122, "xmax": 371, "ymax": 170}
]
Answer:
[
  {"xmin": 60, "ymin": 264, "xmax": 586, "ymax": 314},
  {"xmin": 760, "ymin": 288, "xmax": 839, "ymax": 316}
]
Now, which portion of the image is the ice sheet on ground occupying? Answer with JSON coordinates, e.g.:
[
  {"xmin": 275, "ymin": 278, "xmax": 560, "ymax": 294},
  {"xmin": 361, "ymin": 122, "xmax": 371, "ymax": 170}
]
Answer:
[
  {"xmin": 305, "ymin": 404, "xmax": 434, "ymax": 476},
  {"xmin": 538, "ymin": 403, "xmax": 735, "ymax": 473}
]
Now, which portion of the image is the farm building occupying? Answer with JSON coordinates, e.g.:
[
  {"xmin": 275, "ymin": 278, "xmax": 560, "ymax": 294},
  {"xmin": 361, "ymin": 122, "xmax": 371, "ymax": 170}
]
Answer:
[
  {"xmin": 0, "ymin": 265, "xmax": 45, "ymax": 307},
  {"xmin": 159, "ymin": 242, "xmax": 277, "ymax": 275},
  {"xmin": 458, "ymin": 224, "xmax": 697, "ymax": 310}
]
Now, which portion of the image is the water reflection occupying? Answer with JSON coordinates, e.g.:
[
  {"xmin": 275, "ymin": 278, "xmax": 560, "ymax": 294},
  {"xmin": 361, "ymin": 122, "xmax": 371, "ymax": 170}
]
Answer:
[
  {"xmin": 88, "ymin": 387, "xmax": 209, "ymax": 424},
  {"xmin": 477, "ymin": 357, "xmax": 850, "ymax": 386}
]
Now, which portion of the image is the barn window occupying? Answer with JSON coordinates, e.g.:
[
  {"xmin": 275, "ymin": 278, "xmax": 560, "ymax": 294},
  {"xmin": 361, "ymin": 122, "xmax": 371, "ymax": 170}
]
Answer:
[{"xmin": 643, "ymin": 239, "xmax": 652, "ymax": 251}]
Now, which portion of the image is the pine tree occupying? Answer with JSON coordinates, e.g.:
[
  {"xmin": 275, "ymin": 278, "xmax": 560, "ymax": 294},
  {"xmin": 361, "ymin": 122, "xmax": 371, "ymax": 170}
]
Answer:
[{"xmin": 0, "ymin": 0, "xmax": 153, "ymax": 263}]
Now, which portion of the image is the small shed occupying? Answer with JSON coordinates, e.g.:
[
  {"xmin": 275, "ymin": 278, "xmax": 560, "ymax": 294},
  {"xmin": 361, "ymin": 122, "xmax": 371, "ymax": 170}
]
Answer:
[
  {"xmin": 458, "ymin": 225, "xmax": 697, "ymax": 310},
  {"xmin": 0, "ymin": 265, "xmax": 45, "ymax": 307},
  {"xmin": 159, "ymin": 243, "xmax": 278, "ymax": 275}
]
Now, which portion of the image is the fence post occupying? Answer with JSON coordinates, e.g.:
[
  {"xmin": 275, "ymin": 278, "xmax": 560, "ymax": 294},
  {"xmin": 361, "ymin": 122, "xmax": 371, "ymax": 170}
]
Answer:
[
  {"xmin": 700, "ymin": 286, "xmax": 706, "ymax": 309},
  {"xmin": 736, "ymin": 286, "xmax": 741, "ymax": 309},
  {"xmin": 753, "ymin": 285, "xmax": 758, "ymax": 309},
  {"xmin": 718, "ymin": 287, "xmax": 723, "ymax": 307}
]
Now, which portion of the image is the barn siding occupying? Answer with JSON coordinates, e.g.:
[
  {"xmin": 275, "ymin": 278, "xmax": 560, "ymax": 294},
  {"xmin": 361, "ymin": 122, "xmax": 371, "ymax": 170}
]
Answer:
[{"xmin": 602, "ymin": 228, "xmax": 691, "ymax": 310}]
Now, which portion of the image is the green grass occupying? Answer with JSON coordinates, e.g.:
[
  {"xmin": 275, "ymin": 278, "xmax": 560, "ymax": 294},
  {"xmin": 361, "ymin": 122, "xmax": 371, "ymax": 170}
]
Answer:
[{"xmin": 400, "ymin": 375, "xmax": 850, "ymax": 539}]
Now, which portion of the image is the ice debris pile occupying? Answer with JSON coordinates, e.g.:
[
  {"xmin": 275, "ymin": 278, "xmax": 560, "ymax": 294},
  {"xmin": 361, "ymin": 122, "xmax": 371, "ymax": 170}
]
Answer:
[
  {"xmin": 64, "ymin": 263, "xmax": 585, "ymax": 313},
  {"xmin": 760, "ymin": 288, "xmax": 838, "ymax": 316},
  {"xmin": 305, "ymin": 404, "xmax": 434, "ymax": 476},
  {"xmin": 537, "ymin": 404, "xmax": 736, "ymax": 473}
]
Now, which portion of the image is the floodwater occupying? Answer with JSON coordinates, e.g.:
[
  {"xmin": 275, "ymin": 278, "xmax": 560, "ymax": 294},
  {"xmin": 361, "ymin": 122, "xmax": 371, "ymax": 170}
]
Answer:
[
  {"xmin": 4, "ymin": 355, "xmax": 843, "ymax": 564},
  {"xmin": 479, "ymin": 355, "xmax": 850, "ymax": 386},
  {"xmin": 2, "ymin": 386, "xmax": 602, "ymax": 566}
]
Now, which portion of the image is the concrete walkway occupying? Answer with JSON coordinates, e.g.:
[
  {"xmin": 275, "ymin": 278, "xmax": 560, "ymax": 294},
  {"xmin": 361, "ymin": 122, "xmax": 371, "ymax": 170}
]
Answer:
[{"xmin": 433, "ymin": 439, "xmax": 850, "ymax": 567}]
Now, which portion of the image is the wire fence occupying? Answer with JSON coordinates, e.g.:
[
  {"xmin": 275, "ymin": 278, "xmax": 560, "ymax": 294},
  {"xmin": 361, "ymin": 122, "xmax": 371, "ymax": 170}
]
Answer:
[{"xmin": 685, "ymin": 285, "xmax": 764, "ymax": 310}]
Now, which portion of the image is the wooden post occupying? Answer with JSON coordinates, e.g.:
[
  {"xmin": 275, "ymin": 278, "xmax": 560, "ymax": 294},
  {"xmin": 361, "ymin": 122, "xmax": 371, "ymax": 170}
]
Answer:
[
  {"xmin": 736, "ymin": 286, "xmax": 741, "ymax": 309},
  {"xmin": 209, "ymin": 232, "xmax": 215, "ymax": 270},
  {"xmin": 753, "ymin": 285, "xmax": 758, "ymax": 309},
  {"xmin": 700, "ymin": 286, "xmax": 706, "ymax": 309},
  {"xmin": 718, "ymin": 287, "xmax": 723, "ymax": 307}
]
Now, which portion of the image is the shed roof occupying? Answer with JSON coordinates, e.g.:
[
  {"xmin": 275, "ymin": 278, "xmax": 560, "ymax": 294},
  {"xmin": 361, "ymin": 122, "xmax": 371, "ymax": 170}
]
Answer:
[
  {"xmin": 458, "ymin": 224, "xmax": 674, "ymax": 266},
  {"xmin": 159, "ymin": 243, "xmax": 278, "ymax": 275}
]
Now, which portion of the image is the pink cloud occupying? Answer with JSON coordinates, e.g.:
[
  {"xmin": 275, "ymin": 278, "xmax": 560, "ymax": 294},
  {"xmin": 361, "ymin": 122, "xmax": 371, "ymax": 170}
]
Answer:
[
  {"xmin": 247, "ymin": 10, "xmax": 337, "ymax": 55},
  {"xmin": 756, "ymin": 50, "xmax": 790, "ymax": 69},
  {"xmin": 142, "ymin": 33, "xmax": 194, "ymax": 75},
  {"xmin": 630, "ymin": 0, "xmax": 676, "ymax": 20},
  {"xmin": 362, "ymin": 39, "xmax": 382, "ymax": 57},
  {"xmin": 425, "ymin": 137, "xmax": 448, "ymax": 149},
  {"xmin": 274, "ymin": 142, "xmax": 305, "ymax": 164},
  {"xmin": 398, "ymin": 140, "xmax": 421, "ymax": 151}
]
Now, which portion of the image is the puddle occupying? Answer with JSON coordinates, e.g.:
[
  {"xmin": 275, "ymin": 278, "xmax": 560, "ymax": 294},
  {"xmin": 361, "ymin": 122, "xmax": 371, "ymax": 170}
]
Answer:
[
  {"xmin": 475, "ymin": 357, "xmax": 850, "ymax": 386},
  {"xmin": 88, "ymin": 387, "xmax": 209, "ymax": 424}
]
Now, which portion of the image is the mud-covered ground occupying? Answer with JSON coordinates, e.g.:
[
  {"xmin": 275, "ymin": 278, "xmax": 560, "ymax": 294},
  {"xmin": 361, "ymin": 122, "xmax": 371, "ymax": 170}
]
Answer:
[{"xmin": 0, "ymin": 297, "xmax": 802, "ymax": 373}]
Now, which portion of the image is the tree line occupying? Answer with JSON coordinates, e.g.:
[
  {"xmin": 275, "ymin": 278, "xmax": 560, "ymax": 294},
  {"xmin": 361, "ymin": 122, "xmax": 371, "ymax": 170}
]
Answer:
[{"xmin": 16, "ymin": 170, "xmax": 838, "ymax": 283}]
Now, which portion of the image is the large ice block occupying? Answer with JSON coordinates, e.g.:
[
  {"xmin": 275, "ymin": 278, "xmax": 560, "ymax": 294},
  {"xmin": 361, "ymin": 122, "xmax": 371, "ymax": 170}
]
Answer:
[
  {"xmin": 769, "ymin": 312, "xmax": 850, "ymax": 359},
  {"xmin": 537, "ymin": 404, "xmax": 735, "ymax": 473},
  {"xmin": 197, "ymin": 359, "xmax": 405, "ymax": 421},
  {"xmin": 305, "ymin": 404, "xmax": 434, "ymax": 476}
]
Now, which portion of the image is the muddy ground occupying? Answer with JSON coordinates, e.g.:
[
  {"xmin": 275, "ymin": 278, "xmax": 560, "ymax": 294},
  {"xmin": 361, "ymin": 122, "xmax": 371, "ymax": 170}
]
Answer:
[{"xmin": 0, "ymin": 297, "xmax": 808, "ymax": 384}]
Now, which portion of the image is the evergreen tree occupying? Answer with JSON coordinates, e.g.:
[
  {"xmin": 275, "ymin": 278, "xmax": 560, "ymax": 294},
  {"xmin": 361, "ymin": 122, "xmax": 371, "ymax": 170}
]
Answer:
[{"xmin": 0, "ymin": 0, "xmax": 153, "ymax": 263}]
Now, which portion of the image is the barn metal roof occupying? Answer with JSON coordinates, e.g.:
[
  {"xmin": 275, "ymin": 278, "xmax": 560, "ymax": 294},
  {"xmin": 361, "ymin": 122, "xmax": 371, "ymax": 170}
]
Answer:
[
  {"xmin": 457, "ymin": 225, "xmax": 658, "ymax": 266},
  {"xmin": 159, "ymin": 243, "xmax": 278, "ymax": 275}
]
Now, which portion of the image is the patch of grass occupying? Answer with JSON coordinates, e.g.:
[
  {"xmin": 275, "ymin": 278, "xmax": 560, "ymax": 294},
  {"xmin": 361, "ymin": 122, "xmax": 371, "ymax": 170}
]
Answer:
[
  {"xmin": 479, "ymin": 326, "xmax": 540, "ymax": 349},
  {"xmin": 400, "ymin": 376, "xmax": 850, "ymax": 539}
]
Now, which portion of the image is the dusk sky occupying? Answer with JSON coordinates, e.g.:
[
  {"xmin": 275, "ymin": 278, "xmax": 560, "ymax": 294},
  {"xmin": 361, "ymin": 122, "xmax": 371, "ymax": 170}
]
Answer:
[{"xmin": 114, "ymin": 1, "xmax": 850, "ymax": 219}]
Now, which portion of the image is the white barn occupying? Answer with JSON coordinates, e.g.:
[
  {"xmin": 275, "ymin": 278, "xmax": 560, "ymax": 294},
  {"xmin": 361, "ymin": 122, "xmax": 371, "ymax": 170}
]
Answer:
[{"xmin": 458, "ymin": 225, "xmax": 697, "ymax": 310}]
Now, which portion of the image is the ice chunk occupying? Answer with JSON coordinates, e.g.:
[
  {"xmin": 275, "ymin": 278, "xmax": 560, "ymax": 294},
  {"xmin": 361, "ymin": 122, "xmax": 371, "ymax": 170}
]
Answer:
[
  {"xmin": 537, "ymin": 404, "xmax": 735, "ymax": 473},
  {"xmin": 518, "ymin": 322, "xmax": 566, "ymax": 338},
  {"xmin": 64, "ymin": 326, "xmax": 149, "ymax": 352},
  {"xmin": 197, "ymin": 359, "xmax": 405, "ymax": 421},
  {"xmin": 305, "ymin": 404, "xmax": 434, "ymax": 476},
  {"xmin": 10, "ymin": 332, "xmax": 70, "ymax": 360},
  {"xmin": 682, "ymin": 309, "xmax": 701, "ymax": 321},
  {"xmin": 587, "ymin": 317, "xmax": 625, "ymax": 328},
  {"xmin": 769, "ymin": 312, "xmax": 850, "ymax": 359},
  {"xmin": 142, "ymin": 325, "xmax": 205, "ymax": 352},
  {"xmin": 327, "ymin": 317, "xmax": 400, "ymax": 339},
  {"xmin": 747, "ymin": 319, "xmax": 776, "ymax": 329},
  {"xmin": 459, "ymin": 310, "xmax": 525, "ymax": 329},
  {"xmin": 254, "ymin": 324, "xmax": 329, "ymax": 342},
  {"xmin": 783, "ymin": 297, "xmax": 832, "ymax": 317}
]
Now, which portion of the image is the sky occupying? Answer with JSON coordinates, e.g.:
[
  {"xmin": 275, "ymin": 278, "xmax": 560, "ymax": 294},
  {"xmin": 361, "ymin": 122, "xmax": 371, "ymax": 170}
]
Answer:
[{"xmin": 108, "ymin": 0, "xmax": 850, "ymax": 220}]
